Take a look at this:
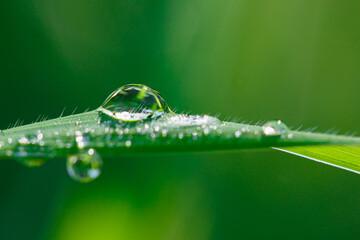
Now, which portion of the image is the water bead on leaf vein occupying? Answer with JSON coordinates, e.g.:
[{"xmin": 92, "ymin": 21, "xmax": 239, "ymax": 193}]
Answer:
[{"xmin": 99, "ymin": 84, "xmax": 172, "ymax": 122}]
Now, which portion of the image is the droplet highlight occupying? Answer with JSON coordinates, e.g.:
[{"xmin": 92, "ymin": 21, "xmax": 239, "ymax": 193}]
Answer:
[
  {"xmin": 66, "ymin": 148, "xmax": 103, "ymax": 183},
  {"xmin": 262, "ymin": 120, "xmax": 289, "ymax": 136}
]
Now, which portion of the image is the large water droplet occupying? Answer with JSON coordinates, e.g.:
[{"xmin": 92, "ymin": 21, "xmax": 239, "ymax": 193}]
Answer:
[
  {"xmin": 99, "ymin": 84, "xmax": 172, "ymax": 121},
  {"xmin": 262, "ymin": 120, "xmax": 289, "ymax": 136},
  {"xmin": 14, "ymin": 134, "xmax": 55, "ymax": 167},
  {"xmin": 66, "ymin": 148, "xmax": 103, "ymax": 183}
]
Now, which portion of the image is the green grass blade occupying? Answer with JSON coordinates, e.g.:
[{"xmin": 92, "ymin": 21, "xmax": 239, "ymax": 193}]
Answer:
[
  {"xmin": 274, "ymin": 146, "xmax": 360, "ymax": 174},
  {"xmin": 0, "ymin": 110, "xmax": 359, "ymax": 158},
  {"xmin": 1, "ymin": 84, "xmax": 360, "ymax": 181}
]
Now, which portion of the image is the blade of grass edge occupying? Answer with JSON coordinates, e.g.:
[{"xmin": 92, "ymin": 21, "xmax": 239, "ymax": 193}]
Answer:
[{"xmin": 273, "ymin": 146, "xmax": 360, "ymax": 174}]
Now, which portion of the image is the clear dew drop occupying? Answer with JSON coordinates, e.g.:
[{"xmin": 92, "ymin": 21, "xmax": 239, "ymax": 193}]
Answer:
[
  {"xmin": 125, "ymin": 140, "xmax": 132, "ymax": 147},
  {"xmin": 75, "ymin": 131, "xmax": 90, "ymax": 149},
  {"xmin": 13, "ymin": 134, "xmax": 55, "ymax": 167},
  {"xmin": 66, "ymin": 148, "xmax": 103, "ymax": 183},
  {"xmin": 262, "ymin": 120, "xmax": 289, "ymax": 136},
  {"xmin": 99, "ymin": 84, "xmax": 172, "ymax": 122}
]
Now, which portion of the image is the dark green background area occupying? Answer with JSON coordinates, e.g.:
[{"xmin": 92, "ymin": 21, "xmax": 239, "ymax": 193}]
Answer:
[{"xmin": 1, "ymin": 0, "xmax": 360, "ymax": 239}]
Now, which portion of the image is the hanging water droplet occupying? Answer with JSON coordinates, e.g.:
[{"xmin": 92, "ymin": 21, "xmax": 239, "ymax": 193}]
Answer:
[
  {"xmin": 14, "ymin": 134, "xmax": 55, "ymax": 167},
  {"xmin": 262, "ymin": 120, "xmax": 289, "ymax": 136},
  {"xmin": 66, "ymin": 148, "xmax": 103, "ymax": 183},
  {"xmin": 99, "ymin": 84, "xmax": 172, "ymax": 122}
]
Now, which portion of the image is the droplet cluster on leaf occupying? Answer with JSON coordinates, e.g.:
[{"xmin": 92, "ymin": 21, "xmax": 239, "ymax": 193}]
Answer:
[{"xmin": 1, "ymin": 84, "xmax": 299, "ymax": 183}]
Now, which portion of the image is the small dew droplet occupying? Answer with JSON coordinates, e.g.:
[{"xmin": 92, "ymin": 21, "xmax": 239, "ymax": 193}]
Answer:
[
  {"xmin": 14, "ymin": 134, "xmax": 55, "ymax": 167},
  {"xmin": 15, "ymin": 154, "xmax": 52, "ymax": 167},
  {"xmin": 66, "ymin": 148, "xmax": 103, "ymax": 183},
  {"xmin": 262, "ymin": 120, "xmax": 289, "ymax": 136},
  {"xmin": 37, "ymin": 132, "xmax": 43, "ymax": 140},
  {"xmin": 192, "ymin": 131, "xmax": 198, "ymax": 140},
  {"xmin": 204, "ymin": 128, "xmax": 210, "ymax": 135},
  {"xmin": 75, "ymin": 131, "xmax": 90, "ymax": 149},
  {"xmin": 161, "ymin": 129, "xmax": 168, "ymax": 137},
  {"xmin": 125, "ymin": 140, "xmax": 132, "ymax": 147}
]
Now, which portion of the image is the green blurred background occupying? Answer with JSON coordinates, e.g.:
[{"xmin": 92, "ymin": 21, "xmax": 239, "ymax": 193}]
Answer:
[{"xmin": 1, "ymin": 0, "xmax": 360, "ymax": 239}]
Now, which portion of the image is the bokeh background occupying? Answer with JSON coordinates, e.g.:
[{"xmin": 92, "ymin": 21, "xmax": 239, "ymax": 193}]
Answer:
[{"xmin": 2, "ymin": 0, "xmax": 360, "ymax": 239}]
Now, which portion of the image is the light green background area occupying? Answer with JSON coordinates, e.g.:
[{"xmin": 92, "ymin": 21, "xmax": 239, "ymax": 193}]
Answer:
[{"xmin": 1, "ymin": 0, "xmax": 360, "ymax": 239}]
